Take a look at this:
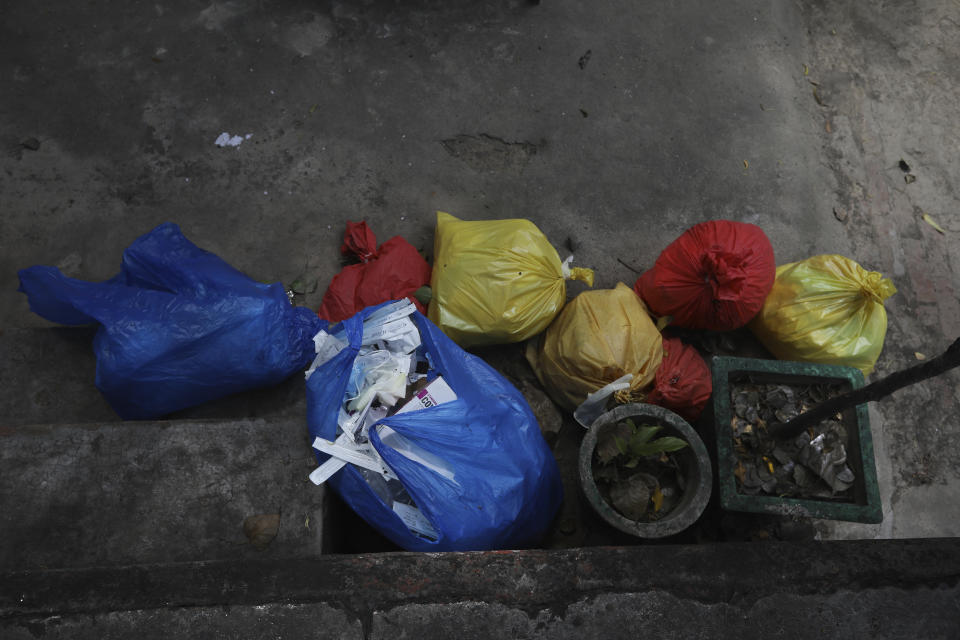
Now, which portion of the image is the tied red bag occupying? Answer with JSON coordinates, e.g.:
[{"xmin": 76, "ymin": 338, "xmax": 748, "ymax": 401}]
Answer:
[
  {"xmin": 635, "ymin": 220, "xmax": 775, "ymax": 331},
  {"xmin": 646, "ymin": 337, "xmax": 712, "ymax": 422},
  {"xmin": 318, "ymin": 222, "xmax": 432, "ymax": 323}
]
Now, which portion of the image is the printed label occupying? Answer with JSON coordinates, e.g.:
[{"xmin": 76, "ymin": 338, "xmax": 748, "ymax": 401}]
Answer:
[
  {"xmin": 395, "ymin": 376, "xmax": 457, "ymax": 414},
  {"xmin": 392, "ymin": 502, "xmax": 438, "ymax": 540}
]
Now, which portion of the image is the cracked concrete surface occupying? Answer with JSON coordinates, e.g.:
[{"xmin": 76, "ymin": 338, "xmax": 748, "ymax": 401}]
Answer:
[
  {"xmin": 4, "ymin": 541, "xmax": 960, "ymax": 638},
  {"xmin": 0, "ymin": 418, "xmax": 325, "ymax": 570},
  {"xmin": 440, "ymin": 133, "xmax": 540, "ymax": 173},
  {"xmin": 9, "ymin": 585, "xmax": 959, "ymax": 639},
  {"xmin": 1, "ymin": 0, "xmax": 959, "ymax": 612},
  {"xmin": 799, "ymin": 0, "xmax": 960, "ymax": 539},
  {"xmin": 1, "ymin": 0, "xmax": 852, "ymax": 329}
]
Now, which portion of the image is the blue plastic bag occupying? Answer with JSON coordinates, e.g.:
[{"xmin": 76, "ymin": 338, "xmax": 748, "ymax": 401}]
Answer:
[
  {"xmin": 17, "ymin": 223, "xmax": 322, "ymax": 419},
  {"xmin": 307, "ymin": 303, "xmax": 562, "ymax": 551}
]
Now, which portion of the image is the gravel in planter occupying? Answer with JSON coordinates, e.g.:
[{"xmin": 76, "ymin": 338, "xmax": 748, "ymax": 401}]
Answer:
[{"xmin": 730, "ymin": 380, "xmax": 857, "ymax": 501}]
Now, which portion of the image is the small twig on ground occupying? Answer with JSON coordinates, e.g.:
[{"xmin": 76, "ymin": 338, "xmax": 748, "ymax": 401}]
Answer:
[{"xmin": 617, "ymin": 258, "xmax": 642, "ymax": 274}]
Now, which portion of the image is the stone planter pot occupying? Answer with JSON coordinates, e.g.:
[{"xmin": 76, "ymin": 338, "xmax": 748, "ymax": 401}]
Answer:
[
  {"xmin": 578, "ymin": 403, "xmax": 712, "ymax": 538},
  {"xmin": 710, "ymin": 356, "xmax": 882, "ymax": 524}
]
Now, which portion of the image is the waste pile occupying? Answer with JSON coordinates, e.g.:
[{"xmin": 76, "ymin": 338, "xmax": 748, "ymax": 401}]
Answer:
[
  {"xmin": 428, "ymin": 211, "xmax": 594, "ymax": 347},
  {"xmin": 646, "ymin": 336, "xmax": 712, "ymax": 423},
  {"xmin": 17, "ymin": 223, "xmax": 321, "ymax": 419},
  {"xmin": 749, "ymin": 254, "xmax": 897, "ymax": 374},
  {"xmin": 635, "ymin": 220, "xmax": 776, "ymax": 331},
  {"xmin": 17, "ymin": 213, "xmax": 899, "ymax": 546},
  {"xmin": 525, "ymin": 282, "xmax": 663, "ymax": 412},
  {"xmin": 304, "ymin": 299, "xmax": 562, "ymax": 551},
  {"xmin": 318, "ymin": 221, "xmax": 432, "ymax": 323}
]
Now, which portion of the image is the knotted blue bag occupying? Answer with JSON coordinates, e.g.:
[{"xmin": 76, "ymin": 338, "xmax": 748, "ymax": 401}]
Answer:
[
  {"xmin": 17, "ymin": 222, "xmax": 321, "ymax": 419},
  {"xmin": 307, "ymin": 302, "xmax": 562, "ymax": 551}
]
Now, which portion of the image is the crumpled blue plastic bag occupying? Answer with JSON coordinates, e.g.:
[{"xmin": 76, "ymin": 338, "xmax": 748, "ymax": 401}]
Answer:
[
  {"xmin": 307, "ymin": 302, "xmax": 562, "ymax": 551},
  {"xmin": 17, "ymin": 222, "xmax": 321, "ymax": 420}
]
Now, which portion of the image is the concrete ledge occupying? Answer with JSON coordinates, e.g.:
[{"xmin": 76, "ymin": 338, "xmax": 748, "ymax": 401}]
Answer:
[
  {"xmin": 0, "ymin": 327, "xmax": 308, "ymax": 426},
  {"xmin": 0, "ymin": 418, "xmax": 324, "ymax": 571},
  {"xmin": 2, "ymin": 539, "xmax": 958, "ymax": 620},
  {"xmin": 5, "ymin": 582, "xmax": 960, "ymax": 640}
]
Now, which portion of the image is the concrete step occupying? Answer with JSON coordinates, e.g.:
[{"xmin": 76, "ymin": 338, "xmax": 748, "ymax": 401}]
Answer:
[
  {"xmin": 0, "ymin": 417, "xmax": 325, "ymax": 572},
  {"xmin": 2, "ymin": 540, "xmax": 958, "ymax": 638},
  {"xmin": 3, "ymin": 344, "xmax": 958, "ymax": 638},
  {"xmin": 0, "ymin": 327, "xmax": 309, "ymax": 426}
]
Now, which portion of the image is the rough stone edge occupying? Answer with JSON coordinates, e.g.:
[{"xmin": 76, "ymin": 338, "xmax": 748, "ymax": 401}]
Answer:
[{"xmin": 2, "ymin": 539, "xmax": 958, "ymax": 621}]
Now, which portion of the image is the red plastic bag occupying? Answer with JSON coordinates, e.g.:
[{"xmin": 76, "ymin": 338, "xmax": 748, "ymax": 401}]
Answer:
[
  {"xmin": 317, "ymin": 222, "xmax": 432, "ymax": 323},
  {"xmin": 635, "ymin": 220, "xmax": 775, "ymax": 331},
  {"xmin": 646, "ymin": 337, "xmax": 712, "ymax": 422}
]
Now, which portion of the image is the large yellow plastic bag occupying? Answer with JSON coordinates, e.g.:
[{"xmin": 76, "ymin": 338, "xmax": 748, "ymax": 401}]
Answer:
[
  {"xmin": 428, "ymin": 211, "xmax": 594, "ymax": 347},
  {"xmin": 748, "ymin": 255, "xmax": 896, "ymax": 374},
  {"xmin": 526, "ymin": 283, "xmax": 663, "ymax": 411}
]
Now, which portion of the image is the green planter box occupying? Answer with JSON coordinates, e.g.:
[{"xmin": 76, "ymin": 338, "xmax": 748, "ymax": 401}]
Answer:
[{"xmin": 710, "ymin": 356, "xmax": 882, "ymax": 524}]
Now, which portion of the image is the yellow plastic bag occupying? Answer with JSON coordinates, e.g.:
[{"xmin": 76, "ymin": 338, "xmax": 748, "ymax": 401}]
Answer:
[
  {"xmin": 525, "ymin": 283, "xmax": 663, "ymax": 410},
  {"xmin": 749, "ymin": 255, "xmax": 896, "ymax": 374},
  {"xmin": 428, "ymin": 211, "xmax": 594, "ymax": 347}
]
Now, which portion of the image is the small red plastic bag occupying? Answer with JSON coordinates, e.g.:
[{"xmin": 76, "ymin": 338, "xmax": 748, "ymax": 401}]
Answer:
[
  {"xmin": 646, "ymin": 336, "xmax": 712, "ymax": 422},
  {"xmin": 635, "ymin": 220, "xmax": 775, "ymax": 331},
  {"xmin": 317, "ymin": 222, "xmax": 432, "ymax": 323}
]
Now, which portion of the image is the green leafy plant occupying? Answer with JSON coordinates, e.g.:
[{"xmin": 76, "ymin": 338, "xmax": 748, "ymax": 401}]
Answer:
[
  {"xmin": 592, "ymin": 418, "xmax": 692, "ymax": 521},
  {"xmin": 615, "ymin": 419, "xmax": 688, "ymax": 469}
]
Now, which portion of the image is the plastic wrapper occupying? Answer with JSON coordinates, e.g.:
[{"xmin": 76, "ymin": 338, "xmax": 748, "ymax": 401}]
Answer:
[
  {"xmin": 748, "ymin": 254, "xmax": 896, "ymax": 374},
  {"xmin": 526, "ymin": 283, "xmax": 663, "ymax": 411},
  {"xmin": 635, "ymin": 220, "xmax": 775, "ymax": 331},
  {"xmin": 428, "ymin": 211, "xmax": 594, "ymax": 347}
]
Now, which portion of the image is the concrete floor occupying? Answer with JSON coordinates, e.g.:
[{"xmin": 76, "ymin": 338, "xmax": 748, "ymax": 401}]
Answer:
[
  {"xmin": 2, "ymin": 0, "xmax": 959, "ymax": 545},
  {"xmin": 4, "ymin": 1, "xmax": 960, "ymax": 636}
]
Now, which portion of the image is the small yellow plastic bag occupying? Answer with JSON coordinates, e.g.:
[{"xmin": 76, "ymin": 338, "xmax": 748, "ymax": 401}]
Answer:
[
  {"xmin": 428, "ymin": 211, "xmax": 594, "ymax": 347},
  {"xmin": 525, "ymin": 283, "xmax": 663, "ymax": 410},
  {"xmin": 749, "ymin": 255, "xmax": 896, "ymax": 374}
]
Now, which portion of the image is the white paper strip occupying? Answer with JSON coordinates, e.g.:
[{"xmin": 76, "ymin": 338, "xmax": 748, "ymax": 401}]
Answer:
[
  {"xmin": 309, "ymin": 457, "xmax": 347, "ymax": 485},
  {"xmin": 312, "ymin": 437, "xmax": 397, "ymax": 480}
]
